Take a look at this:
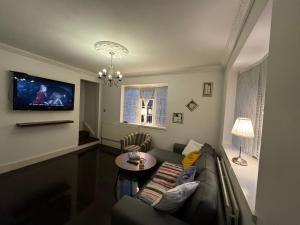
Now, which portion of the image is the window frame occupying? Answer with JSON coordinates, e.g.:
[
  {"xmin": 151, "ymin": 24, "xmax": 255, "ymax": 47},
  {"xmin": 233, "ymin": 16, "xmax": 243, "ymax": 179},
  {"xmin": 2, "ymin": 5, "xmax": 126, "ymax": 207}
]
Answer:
[
  {"xmin": 140, "ymin": 98, "xmax": 155, "ymax": 126},
  {"xmin": 120, "ymin": 84, "xmax": 168, "ymax": 129}
]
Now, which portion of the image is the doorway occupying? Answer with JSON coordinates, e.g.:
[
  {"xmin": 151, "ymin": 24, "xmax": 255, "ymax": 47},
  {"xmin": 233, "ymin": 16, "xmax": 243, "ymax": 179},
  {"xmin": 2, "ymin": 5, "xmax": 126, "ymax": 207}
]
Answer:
[{"xmin": 79, "ymin": 80, "xmax": 100, "ymax": 145}]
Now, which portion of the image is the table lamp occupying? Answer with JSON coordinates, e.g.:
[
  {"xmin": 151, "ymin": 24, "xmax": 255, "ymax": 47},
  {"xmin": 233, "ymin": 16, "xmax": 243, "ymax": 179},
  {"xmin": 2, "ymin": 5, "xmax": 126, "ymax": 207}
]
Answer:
[{"xmin": 231, "ymin": 117, "xmax": 254, "ymax": 166}]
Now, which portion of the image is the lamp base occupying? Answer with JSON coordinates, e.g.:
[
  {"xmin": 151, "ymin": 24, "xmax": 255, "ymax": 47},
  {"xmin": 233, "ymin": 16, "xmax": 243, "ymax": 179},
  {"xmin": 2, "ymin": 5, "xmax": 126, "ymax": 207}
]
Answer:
[{"xmin": 232, "ymin": 156, "xmax": 248, "ymax": 166}]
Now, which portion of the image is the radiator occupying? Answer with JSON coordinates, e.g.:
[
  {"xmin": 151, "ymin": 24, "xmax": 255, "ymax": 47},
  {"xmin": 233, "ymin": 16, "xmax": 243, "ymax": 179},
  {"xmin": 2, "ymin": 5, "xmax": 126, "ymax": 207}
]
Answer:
[{"xmin": 217, "ymin": 157, "xmax": 239, "ymax": 225}]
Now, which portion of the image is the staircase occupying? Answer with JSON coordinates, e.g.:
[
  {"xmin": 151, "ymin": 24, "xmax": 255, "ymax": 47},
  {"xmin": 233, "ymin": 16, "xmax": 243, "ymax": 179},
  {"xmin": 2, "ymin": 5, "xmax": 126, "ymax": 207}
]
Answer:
[{"xmin": 79, "ymin": 130, "xmax": 99, "ymax": 146}]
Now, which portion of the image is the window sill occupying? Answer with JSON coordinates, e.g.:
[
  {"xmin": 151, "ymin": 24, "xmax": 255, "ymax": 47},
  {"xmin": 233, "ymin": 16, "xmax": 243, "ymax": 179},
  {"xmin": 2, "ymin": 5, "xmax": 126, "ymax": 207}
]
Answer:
[
  {"xmin": 120, "ymin": 122, "xmax": 167, "ymax": 130},
  {"xmin": 222, "ymin": 144, "xmax": 259, "ymax": 215}
]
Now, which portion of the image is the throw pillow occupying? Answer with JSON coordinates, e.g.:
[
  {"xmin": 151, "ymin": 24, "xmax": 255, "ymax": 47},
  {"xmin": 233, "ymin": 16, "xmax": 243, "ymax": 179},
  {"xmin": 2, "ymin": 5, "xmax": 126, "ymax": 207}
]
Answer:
[
  {"xmin": 182, "ymin": 139, "xmax": 203, "ymax": 156},
  {"xmin": 182, "ymin": 151, "xmax": 201, "ymax": 168},
  {"xmin": 138, "ymin": 162, "xmax": 184, "ymax": 205},
  {"xmin": 176, "ymin": 166, "xmax": 197, "ymax": 185},
  {"xmin": 152, "ymin": 181, "xmax": 200, "ymax": 213}
]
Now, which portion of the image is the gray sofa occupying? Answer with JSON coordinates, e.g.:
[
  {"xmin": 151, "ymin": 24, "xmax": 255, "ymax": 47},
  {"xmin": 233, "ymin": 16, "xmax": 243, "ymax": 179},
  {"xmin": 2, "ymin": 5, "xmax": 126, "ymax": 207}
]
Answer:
[{"xmin": 112, "ymin": 143, "xmax": 225, "ymax": 225}]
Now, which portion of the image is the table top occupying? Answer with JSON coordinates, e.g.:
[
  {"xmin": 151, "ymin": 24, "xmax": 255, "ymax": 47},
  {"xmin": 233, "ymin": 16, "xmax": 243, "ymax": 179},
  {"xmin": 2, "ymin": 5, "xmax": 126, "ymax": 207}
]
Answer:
[{"xmin": 115, "ymin": 152, "xmax": 157, "ymax": 172}]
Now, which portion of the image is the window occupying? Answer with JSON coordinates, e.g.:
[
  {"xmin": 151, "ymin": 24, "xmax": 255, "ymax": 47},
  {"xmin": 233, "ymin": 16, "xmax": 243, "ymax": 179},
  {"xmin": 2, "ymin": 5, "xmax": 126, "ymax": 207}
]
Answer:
[
  {"xmin": 233, "ymin": 58, "xmax": 267, "ymax": 159},
  {"xmin": 121, "ymin": 85, "xmax": 168, "ymax": 128},
  {"xmin": 141, "ymin": 99, "xmax": 153, "ymax": 124}
]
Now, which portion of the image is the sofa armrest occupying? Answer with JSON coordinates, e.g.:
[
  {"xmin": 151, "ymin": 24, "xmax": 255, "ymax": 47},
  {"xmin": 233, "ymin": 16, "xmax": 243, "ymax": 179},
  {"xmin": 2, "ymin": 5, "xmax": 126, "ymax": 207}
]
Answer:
[
  {"xmin": 112, "ymin": 196, "xmax": 189, "ymax": 225},
  {"xmin": 173, "ymin": 143, "xmax": 186, "ymax": 154},
  {"xmin": 120, "ymin": 138, "xmax": 125, "ymax": 152}
]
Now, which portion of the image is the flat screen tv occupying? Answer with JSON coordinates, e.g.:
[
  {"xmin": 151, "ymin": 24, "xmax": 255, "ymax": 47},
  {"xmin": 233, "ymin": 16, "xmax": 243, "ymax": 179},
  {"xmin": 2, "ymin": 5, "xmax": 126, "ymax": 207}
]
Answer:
[{"xmin": 12, "ymin": 72, "xmax": 75, "ymax": 111}]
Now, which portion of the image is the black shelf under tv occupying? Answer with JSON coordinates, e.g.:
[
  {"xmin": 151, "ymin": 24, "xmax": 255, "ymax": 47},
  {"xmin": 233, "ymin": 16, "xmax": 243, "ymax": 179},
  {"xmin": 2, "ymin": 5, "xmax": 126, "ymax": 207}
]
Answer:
[{"xmin": 16, "ymin": 120, "xmax": 74, "ymax": 127}]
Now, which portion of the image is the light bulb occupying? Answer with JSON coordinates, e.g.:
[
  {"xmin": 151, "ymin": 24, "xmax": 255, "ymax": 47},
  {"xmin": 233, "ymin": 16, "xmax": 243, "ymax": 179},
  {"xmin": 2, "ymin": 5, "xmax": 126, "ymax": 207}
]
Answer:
[
  {"xmin": 108, "ymin": 74, "xmax": 113, "ymax": 80},
  {"xmin": 98, "ymin": 71, "xmax": 103, "ymax": 78},
  {"xmin": 116, "ymin": 71, "xmax": 121, "ymax": 75},
  {"xmin": 102, "ymin": 68, "xmax": 107, "ymax": 73},
  {"xmin": 118, "ymin": 74, "xmax": 123, "ymax": 79}
]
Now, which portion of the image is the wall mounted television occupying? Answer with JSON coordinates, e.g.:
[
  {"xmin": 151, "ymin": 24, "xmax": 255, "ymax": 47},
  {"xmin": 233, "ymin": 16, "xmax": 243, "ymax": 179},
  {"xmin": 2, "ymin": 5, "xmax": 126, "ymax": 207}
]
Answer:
[{"xmin": 12, "ymin": 71, "xmax": 75, "ymax": 111}]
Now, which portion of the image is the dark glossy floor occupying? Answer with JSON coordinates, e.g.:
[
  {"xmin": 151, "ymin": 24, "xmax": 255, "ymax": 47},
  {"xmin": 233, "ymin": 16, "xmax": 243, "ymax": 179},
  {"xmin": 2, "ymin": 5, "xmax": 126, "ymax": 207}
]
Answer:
[
  {"xmin": 0, "ymin": 144, "xmax": 120, "ymax": 225},
  {"xmin": 67, "ymin": 145, "xmax": 120, "ymax": 225}
]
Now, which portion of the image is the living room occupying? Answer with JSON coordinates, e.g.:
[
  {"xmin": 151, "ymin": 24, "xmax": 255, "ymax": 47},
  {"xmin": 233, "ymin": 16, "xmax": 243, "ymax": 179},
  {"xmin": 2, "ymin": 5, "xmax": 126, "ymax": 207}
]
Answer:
[{"xmin": 0, "ymin": 1, "xmax": 298, "ymax": 225}]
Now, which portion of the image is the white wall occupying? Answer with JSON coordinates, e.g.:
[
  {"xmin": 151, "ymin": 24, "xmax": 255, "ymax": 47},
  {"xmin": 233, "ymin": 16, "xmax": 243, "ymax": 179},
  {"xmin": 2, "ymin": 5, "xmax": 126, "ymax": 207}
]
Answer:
[
  {"xmin": 255, "ymin": 0, "xmax": 300, "ymax": 224},
  {"xmin": 0, "ymin": 44, "xmax": 99, "ymax": 166},
  {"xmin": 220, "ymin": 67, "xmax": 238, "ymax": 147},
  {"xmin": 220, "ymin": 67, "xmax": 257, "ymax": 225},
  {"xmin": 219, "ymin": 1, "xmax": 300, "ymax": 224},
  {"xmin": 218, "ymin": 0, "xmax": 272, "ymax": 223},
  {"xmin": 101, "ymin": 67, "xmax": 224, "ymax": 150}
]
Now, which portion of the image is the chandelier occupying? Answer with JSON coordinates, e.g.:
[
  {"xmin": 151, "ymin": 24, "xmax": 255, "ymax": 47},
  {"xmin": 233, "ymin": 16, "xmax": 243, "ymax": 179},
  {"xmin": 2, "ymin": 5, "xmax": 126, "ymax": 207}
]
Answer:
[{"xmin": 95, "ymin": 41, "xmax": 129, "ymax": 87}]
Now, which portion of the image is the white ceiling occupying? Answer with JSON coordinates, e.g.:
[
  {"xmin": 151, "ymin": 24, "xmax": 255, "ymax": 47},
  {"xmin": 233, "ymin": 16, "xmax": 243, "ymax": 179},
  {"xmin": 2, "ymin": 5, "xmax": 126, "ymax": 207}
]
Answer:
[
  {"xmin": 0, "ymin": 0, "xmax": 244, "ymax": 75},
  {"xmin": 234, "ymin": 0, "xmax": 272, "ymax": 71}
]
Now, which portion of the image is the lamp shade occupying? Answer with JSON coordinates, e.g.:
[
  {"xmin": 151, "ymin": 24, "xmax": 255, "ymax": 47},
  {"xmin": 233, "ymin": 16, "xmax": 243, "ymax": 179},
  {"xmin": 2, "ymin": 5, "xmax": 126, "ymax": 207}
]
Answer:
[{"xmin": 231, "ymin": 117, "xmax": 254, "ymax": 138}]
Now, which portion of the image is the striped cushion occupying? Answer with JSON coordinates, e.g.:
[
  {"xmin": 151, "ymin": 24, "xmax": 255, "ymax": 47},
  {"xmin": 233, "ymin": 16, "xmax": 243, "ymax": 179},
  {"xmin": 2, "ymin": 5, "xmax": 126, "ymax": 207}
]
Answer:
[
  {"xmin": 128, "ymin": 133, "xmax": 135, "ymax": 145},
  {"xmin": 135, "ymin": 133, "xmax": 143, "ymax": 145},
  {"xmin": 138, "ymin": 162, "xmax": 183, "ymax": 205},
  {"xmin": 124, "ymin": 145, "xmax": 141, "ymax": 152}
]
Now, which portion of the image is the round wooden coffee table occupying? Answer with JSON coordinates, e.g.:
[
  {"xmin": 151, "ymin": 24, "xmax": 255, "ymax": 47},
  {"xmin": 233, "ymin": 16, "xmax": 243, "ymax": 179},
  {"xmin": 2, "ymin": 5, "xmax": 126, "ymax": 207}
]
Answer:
[
  {"xmin": 114, "ymin": 152, "xmax": 157, "ymax": 200},
  {"xmin": 115, "ymin": 152, "xmax": 157, "ymax": 172}
]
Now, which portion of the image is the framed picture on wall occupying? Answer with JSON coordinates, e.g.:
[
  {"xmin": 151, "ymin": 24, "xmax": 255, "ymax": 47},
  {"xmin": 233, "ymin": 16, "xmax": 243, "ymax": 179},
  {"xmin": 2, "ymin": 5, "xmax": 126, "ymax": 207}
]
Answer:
[
  {"xmin": 186, "ymin": 100, "xmax": 199, "ymax": 112},
  {"xmin": 172, "ymin": 113, "xmax": 183, "ymax": 124},
  {"xmin": 203, "ymin": 82, "xmax": 213, "ymax": 97}
]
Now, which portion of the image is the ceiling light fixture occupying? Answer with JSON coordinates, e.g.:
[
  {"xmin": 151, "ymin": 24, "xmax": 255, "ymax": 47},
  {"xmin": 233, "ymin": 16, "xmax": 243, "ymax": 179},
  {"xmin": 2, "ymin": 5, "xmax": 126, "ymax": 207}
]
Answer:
[{"xmin": 95, "ymin": 41, "xmax": 129, "ymax": 87}]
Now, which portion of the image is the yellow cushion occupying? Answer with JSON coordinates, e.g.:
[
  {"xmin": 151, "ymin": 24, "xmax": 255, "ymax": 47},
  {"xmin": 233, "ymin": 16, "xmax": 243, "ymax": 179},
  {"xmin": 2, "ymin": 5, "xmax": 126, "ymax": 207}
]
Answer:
[{"xmin": 182, "ymin": 151, "xmax": 201, "ymax": 168}]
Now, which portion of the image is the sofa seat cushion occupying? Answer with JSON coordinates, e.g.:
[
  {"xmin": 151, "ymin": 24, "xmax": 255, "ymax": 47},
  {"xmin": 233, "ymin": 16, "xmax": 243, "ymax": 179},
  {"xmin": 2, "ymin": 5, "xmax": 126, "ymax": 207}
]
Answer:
[
  {"xmin": 112, "ymin": 196, "xmax": 190, "ymax": 225},
  {"xmin": 178, "ymin": 169, "xmax": 219, "ymax": 225},
  {"xmin": 124, "ymin": 145, "xmax": 142, "ymax": 152},
  {"xmin": 153, "ymin": 181, "xmax": 200, "ymax": 213},
  {"xmin": 138, "ymin": 162, "xmax": 183, "ymax": 205},
  {"xmin": 148, "ymin": 149, "xmax": 184, "ymax": 166}
]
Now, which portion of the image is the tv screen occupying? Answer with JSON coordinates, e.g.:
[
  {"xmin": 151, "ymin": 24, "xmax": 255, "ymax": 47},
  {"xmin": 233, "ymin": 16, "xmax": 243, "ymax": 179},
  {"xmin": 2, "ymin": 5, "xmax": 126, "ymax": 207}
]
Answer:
[{"xmin": 12, "ymin": 72, "xmax": 75, "ymax": 111}]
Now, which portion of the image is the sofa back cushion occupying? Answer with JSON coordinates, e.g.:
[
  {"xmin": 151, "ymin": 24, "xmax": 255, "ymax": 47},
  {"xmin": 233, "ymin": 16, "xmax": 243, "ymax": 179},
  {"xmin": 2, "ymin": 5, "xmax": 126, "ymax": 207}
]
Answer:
[
  {"xmin": 148, "ymin": 149, "xmax": 184, "ymax": 166},
  {"xmin": 178, "ymin": 169, "xmax": 219, "ymax": 225},
  {"xmin": 201, "ymin": 144, "xmax": 216, "ymax": 156},
  {"xmin": 194, "ymin": 152, "xmax": 218, "ymax": 175}
]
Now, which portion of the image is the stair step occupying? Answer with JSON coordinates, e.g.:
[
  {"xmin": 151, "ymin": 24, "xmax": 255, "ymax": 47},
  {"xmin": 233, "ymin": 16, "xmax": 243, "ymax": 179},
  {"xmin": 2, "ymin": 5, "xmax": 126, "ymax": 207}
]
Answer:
[
  {"xmin": 79, "ymin": 130, "xmax": 90, "ymax": 139},
  {"xmin": 79, "ymin": 137, "xmax": 99, "ymax": 146}
]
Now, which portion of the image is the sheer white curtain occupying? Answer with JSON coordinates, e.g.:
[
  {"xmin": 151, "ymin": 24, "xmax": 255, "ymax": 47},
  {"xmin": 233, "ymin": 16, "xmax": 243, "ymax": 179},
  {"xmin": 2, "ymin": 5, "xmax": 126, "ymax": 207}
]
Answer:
[
  {"xmin": 233, "ymin": 58, "xmax": 267, "ymax": 158},
  {"xmin": 140, "ymin": 88, "xmax": 155, "ymax": 99},
  {"xmin": 254, "ymin": 60, "xmax": 267, "ymax": 158},
  {"xmin": 123, "ymin": 87, "xmax": 140, "ymax": 124},
  {"xmin": 155, "ymin": 86, "xmax": 168, "ymax": 127}
]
